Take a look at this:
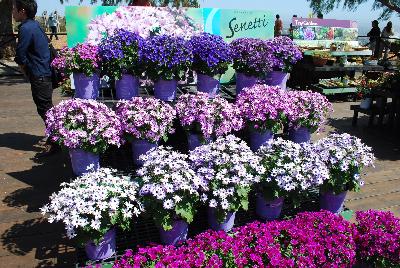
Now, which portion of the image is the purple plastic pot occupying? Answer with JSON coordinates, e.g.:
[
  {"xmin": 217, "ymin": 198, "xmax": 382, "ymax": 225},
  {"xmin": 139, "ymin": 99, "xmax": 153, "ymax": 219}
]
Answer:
[
  {"xmin": 73, "ymin": 73, "xmax": 100, "ymax": 99},
  {"xmin": 208, "ymin": 208, "xmax": 236, "ymax": 232},
  {"xmin": 131, "ymin": 139, "xmax": 157, "ymax": 167},
  {"xmin": 115, "ymin": 74, "xmax": 139, "ymax": 100},
  {"xmin": 187, "ymin": 132, "xmax": 213, "ymax": 151},
  {"xmin": 85, "ymin": 228, "xmax": 116, "ymax": 261},
  {"xmin": 69, "ymin": 148, "xmax": 100, "ymax": 176},
  {"xmin": 197, "ymin": 73, "xmax": 220, "ymax": 98},
  {"xmin": 154, "ymin": 79, "xmax": 177, "ymax": 101},
  {"xmin": 265, "ymin": 71, "xmax": 290, "ymax": 90},
  {"xmin": 256, "ymin": 195, "xmax": 284, "ymax": 221},
  {"xmin": 320, "ymin": 190, "xmax": 348, "ymax": 214},
  {"xmin": 159, "ymin": 220, "xmax": 188, "ymax": 245},
  {"xmin": 236, "ymin": 72, "xmax": 258, "ymax": 95},
  {"xmin": 248, "ymin": 128, "xmax": 274, "ymax": 152},
  {"xmin": 288, "ymin": 127, "xmax": 311, "ymax": 143}
]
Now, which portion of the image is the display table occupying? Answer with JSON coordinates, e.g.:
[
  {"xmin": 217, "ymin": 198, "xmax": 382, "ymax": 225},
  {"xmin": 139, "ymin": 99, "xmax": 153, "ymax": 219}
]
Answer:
[
  {"xmin": 303, "ymin": 50, "xmax": 373, "ymax": 57},
  {"xmin": 313, "ymin": 84, "xmax": 357, "ymax": 95},
  {"xmin": 314, "ymin": 65, "xmax": 384, "ymax": 72}
]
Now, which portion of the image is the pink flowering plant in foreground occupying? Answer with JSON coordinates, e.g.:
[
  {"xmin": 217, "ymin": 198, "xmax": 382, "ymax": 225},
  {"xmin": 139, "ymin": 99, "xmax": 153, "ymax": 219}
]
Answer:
[
  {"xmin": 45, "ymin": 99, "xmax": 123, "ymax": 154},
  {"xmin": 235, "ymin": 85, "xmax": 288, "ymax": 134},
  {"xmin": 315, "ymin": 133, "xmax": 375, "ymax": 194},
  {"xmin": 176, "ymin": 93, "xmax": 243, "ymax": 140},
  {"xmin": 136, "ymin": 147, "xmax": 207, "ymax": 230},
  {"xmin": 189, "ymin": 135, "xmax": 265, "ymax": 223},
  {"xmin": 41, "ymin": 168, "xmax": 144, "ymax": 246},
  {"xmin": 355, "ymin": 210, "xmax": 400, "ymax": 267},
  {"xmin": 51, "ymin": 43, "xmax": 100, "ymax": 76},
  {"xmin": 115, "ymin": 97, "xmax": 176, "ymax": 143}
]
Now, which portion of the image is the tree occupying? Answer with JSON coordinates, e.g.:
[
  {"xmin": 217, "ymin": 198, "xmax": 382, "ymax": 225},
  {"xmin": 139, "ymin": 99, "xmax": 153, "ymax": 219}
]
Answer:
[
  {"xmin": 0, "ymin": 0, "xmax": 16, "ymax": 59},
  {"xmin": 307, "ymin": 0, "xmax": 400, "ymax": 19}
]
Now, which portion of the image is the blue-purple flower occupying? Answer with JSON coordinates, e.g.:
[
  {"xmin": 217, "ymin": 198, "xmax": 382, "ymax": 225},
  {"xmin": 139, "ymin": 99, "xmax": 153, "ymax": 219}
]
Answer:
[{"xmin": 267, "ymin": 36, "xmax": 303, "ymax": 72}]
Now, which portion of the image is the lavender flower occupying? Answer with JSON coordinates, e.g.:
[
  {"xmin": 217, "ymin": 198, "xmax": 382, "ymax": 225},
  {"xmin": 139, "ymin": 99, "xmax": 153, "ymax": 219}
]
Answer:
[{"xmin": 267, "ymin": 36, "xmax": 303, "ymax": 72}]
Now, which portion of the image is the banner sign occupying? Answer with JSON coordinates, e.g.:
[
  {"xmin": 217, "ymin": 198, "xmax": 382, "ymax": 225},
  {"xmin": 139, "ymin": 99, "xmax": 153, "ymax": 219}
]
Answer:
[{"xmin": 292, "ymin": 18, "xmax": 357, "ymax": 28}]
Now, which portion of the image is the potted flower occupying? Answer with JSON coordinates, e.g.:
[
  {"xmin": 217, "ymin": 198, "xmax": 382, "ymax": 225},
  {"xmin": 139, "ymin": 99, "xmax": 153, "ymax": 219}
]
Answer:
[
  {"xmin": 40, "ymin": 168, "xmax": 144, "ymax": 260},
  {"xmin": 286, "ymin": 90, "xmax": 333, "ymax": 143},
  {"xmin": 315, "ymin": 133, "xmax": 375, "ymax": 213},
  {"xmin": 176, "ymin": 93, "xmax": 243, "ymax": 151},
  {"xmin": 265, "ymin": 36, "xmax": 303, "ymax": 90},
  {"xmin": 256, "ymin": 138, "xmax": 329, "ymax": 220},
  {"xmin": 51, "ymin": 43, "xmax": 101, "ymax": 99},
  {"xmin": 190, "ymin": 135, "xmax": 264, "ymax": 231},
  {"xmin": 189, "ymin": 33, "xmax": 232, "ymax": 98},
  {"xmin": 357, "ymin": 75, "xmax": 381, "ymax": 109},
  {"xmin": 235, "ymin": 85, "xmax": 287, "ymax": 151},
  {"xmin": 312, "ymin": 51, "xmax": 331, "ymax": 67},
  {"xmin": 137, "ymin": 146, "xmax": 206, "ymax": 245},
  {"xmin": 45, "ymin": 99, "xmax": 123, "ymax": 176},
  {"xmin": 115, "ymin": 97, "xmax": 176, "ymax": 166},
  {"xmin": 99, "ymin": 29, "xmax": 144, "ymax": 100},
  {"xmin": 230, "ymin": 38, "xmax": 274, "ymax": 94},
  {"xmin": 142, "ymin": 35, "xmax": 193, "ymax": 101}
]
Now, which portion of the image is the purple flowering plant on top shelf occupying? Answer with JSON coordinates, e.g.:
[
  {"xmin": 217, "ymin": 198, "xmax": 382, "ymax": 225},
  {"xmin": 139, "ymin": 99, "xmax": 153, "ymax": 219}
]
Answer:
[
  {"xmin": 175, "ymin": 93, "xmax": 243, "ymax": 140},
  {"xmin": 98, "ymin": 29, "xmax": 144, "ymax": 80},
  {"xmin": 115, "ymin": 97, "xmax": 176, "ymax": 143},
  {"xmin": 189, "ymin": 33, "xmax": 232, "ymax": 77},
  {"xmin": 137, "ymin": 146, "xmax": 207, "ymax": 230},
  {"xmin": 267, "ymin": 36, "xmax": 303, "ymax": 72},
  {"xmin": 230, "ymin": 38, "xmax": 274, "ymax": 77},
  {"xmin": 45, "ymin": 99, "xmax": 122, "ymax": 154},
  {"xmin": 315, "ymin": 133, "xmax": 375, "ymax": 194},
  {"xmin": 142, "ymin": 34, "xmax": 193, "ymax": 81},
  {"xmin": 189, "ymin": 135, "xmax": 265, "ymax": 223},
  {"xmin": 51, "ymin": 43, "xmax": 100, "ymax": 76}
]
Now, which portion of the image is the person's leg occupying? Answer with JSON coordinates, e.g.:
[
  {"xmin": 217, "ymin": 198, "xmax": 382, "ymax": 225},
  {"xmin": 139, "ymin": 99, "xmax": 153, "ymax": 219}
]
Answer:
[
  {"xmin": 30, "ymin": 77, "xmax": 53, "ymax": 123},
  {"xmin": 50, "ymin": 26, "xmax": 56, "ymax": 40}
]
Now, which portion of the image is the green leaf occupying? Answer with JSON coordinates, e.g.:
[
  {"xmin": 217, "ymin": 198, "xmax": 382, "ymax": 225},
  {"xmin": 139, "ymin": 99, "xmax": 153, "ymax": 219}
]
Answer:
[{"xmin": 175, "ymin": 202, "xmax": 195, "ymax": 223}]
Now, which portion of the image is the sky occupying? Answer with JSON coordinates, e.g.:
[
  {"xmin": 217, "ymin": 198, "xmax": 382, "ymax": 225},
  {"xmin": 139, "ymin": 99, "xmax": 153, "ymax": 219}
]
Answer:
[{"xmin": 36, "ymin": 0, "xmax": 398, "ymax": 35}]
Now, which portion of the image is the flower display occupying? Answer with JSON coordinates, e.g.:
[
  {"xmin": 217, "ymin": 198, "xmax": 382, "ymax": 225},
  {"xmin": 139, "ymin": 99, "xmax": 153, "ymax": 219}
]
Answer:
[
  {"xmin": 303, "ymin": 27, "xmax": 316, "ymax": 40},
  {"xmin": 142, "ymin": 34, "xmax": 193, "ymax": 81},
  {"xmin": 257, "ymin": 138, "xmax": 329, "ymax": 201},
  {"xmin": 189, "ymin": 135, "xmax": 264, "ymax": 222},
  {"xmin": 267, "ymin": 36, "xmax": 303, "ymax": 72},
  {"xmin": 137, "ymin": 146, "xmax": 207, "ymax": 230},
  {"xmin": 51, "ymin": 43, "xmax": 100, "ymax": 76},
  {"xmin": 286, "ymin": 90, "xmax": 333, "ymax": 133},
  {"xmin": 355, "ymin": 210, "xmax": 400, "ymax": 267},
  {"xmin": 175, "ymin": 93, "xmax": 243, "ymax": 139},
  {"xmin": 315, "ymin": 133, "xmax": 375, "ymax": 193},
  {"xmin": 87, "ymin": 6, "xmax": 202, "ymax": 44},
  {"xmin": 40, "ymin": 168, "xmax": 144, "ymax": 245},
  {"xmin": 189, "ymin": 33, "xmax": 232, "ymax": 76},
  {"xmin": 235, "ymin": 85, "xmax": 288, "ymax": 133},
  {"xmin": 230, "ymin": 38, "xmax": 274, "ymax": 77},
  {"xmin": 98, "ymin": 29, "xmax": 144, "ymax": 80},
  {"xmin": 115, "ymin": 97, "xmax": 176, "ymax": 143},
  {"xmin": 45, "ymin": 99, "xmax": 123, "ymax": 154}
]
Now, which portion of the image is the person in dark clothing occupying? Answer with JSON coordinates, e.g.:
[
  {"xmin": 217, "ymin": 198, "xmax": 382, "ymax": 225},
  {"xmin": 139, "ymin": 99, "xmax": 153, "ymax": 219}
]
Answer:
[
  {"xmin": 13, "ymin": 0, "xmax": 59, "ymax": 156},
  {"xmin": 367, "ymin": 20, "xmax": 381, "ymax": 58}
]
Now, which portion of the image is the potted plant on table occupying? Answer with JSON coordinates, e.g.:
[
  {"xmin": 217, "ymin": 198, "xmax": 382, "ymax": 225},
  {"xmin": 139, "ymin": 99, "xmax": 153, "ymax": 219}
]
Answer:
[
  {"xmin": 45, "ymin": 99, "xmax": 123, "ymax": 176},
  {"xmin": 311, "ymin": 51, "xmax": 331, "ymax": 67},
  {"xmin": 41, "ymin": 168, "xmax": 144, "ymax": 261},
  {"xmin": 315, "ymin": 133, "xmax": 375, "ymax": 213},
  {"xmin": 137, "ymin": 146, "xmax": 207, "ymax": 245},
  {"xmin": 176, "ymin": 92, "xmax": 243, "ymax": 151}
]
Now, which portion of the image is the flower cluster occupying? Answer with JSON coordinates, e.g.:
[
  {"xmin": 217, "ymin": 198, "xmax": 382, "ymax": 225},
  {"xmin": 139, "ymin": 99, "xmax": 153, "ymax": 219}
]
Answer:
[
  {"xmin": 190, "ymin": 135, "xmax": 265, "ymax": 222},
  {"xmin": 230, "ymin": 38, "xmax": 274, "ymax": 76},
  {"xmin": 257, "ymin": 138, "xmax": 329, "ymax": 201},
  {"xmin": 267, "ymin": 36, "xmax": 303, "ymax": 72},
  {"xmin": 315, "ymin": 133, "xmax": 375, "ymax": 193},
  {"xmin": 40, "ymin": 168, "xmax": 144, "ymax": 245},
  {"xmin": 355, "ymin": 210, "xmax": 400, "ymax": 267},
  {"xmin": 286, "ymin": 90, "xmax": 333, "ymax": 133},
  {"xmin": 189, "ymin": 33, "xmax": 232, "ymax": 76},
  {"xmin": 114, "ymin": 211, "xmax": 357, "ymax": 267},
  {"xmin": 176, "ymin": 93, "xmax": 243, "ymax": 139},
  {"xmin": 98, "ymin": 29, "xmax": 144, "ymax": 79},
  {"xmin": 45, "ymin": 99, "xmax": 122, "ymax": 154},
  {"xmin": 142, "ymin": 34, "xmax": 193, "ymax": 81},
  {"xmin": 235, "ymin": 85, "xmax": 288, "ymax": 133},
  {"xmin": 51, "ymin": 43, "xmax": 100, "ymax": 76},
  {"xmin": 137, "ymin": 147, "xmax": 207, "ymax": 230},
  {"xmin": 115, "ymin": 97, "xmax": 176, "ymax": 143}
]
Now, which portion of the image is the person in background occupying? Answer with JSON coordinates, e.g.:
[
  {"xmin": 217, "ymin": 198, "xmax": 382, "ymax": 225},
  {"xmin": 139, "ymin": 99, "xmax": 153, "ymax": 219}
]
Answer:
[
  {"xmin": 317, "ymin": 12, "xmax": 323, "ymax": 19},
  {"xmin": 48, "ymin": 14, "xmax": 59, "ymax": 40},
  {"xmin": 274, "ymin": 14, "xmax": 283, "ymax": 37},
  {"xmin": 367, "ymin": 20, "xmax": 381, "ymax": 58},
  {"xmin": 41, "ymin": 10, "xmax": 48, "ymax": 31},
  {"xmin": 289, "ymin": 14, "xmax": 298, "ymax": 39},
  {"xmin": 380, "ymin": 21, "xmax": 394, "ymax": 60},
  {"xmin": 13, "ymin": 0, "xmax": 59, "ymax": 156}
]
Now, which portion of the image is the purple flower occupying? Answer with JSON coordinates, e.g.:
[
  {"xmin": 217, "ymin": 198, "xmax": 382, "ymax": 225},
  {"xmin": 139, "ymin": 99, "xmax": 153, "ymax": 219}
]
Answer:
[{"xmin": 266, "ymin": 36, "xmax": 303, "ymax": 72}]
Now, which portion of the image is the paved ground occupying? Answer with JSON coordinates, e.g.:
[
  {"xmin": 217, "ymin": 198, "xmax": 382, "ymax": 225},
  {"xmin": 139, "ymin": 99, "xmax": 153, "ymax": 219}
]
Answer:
[{"xmin": 0, "ymin": 76, "xmax": 399, "ymax": 267}]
